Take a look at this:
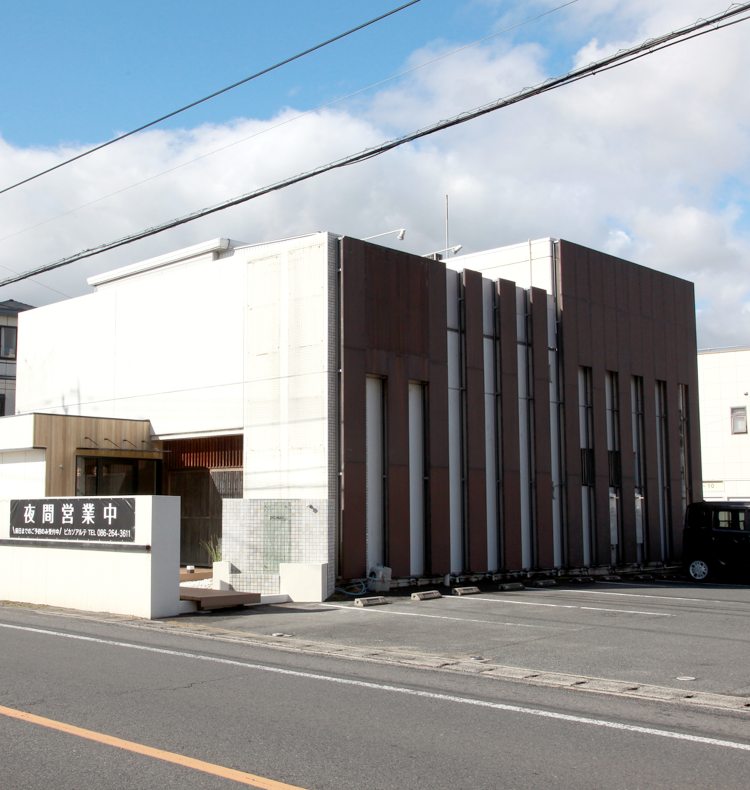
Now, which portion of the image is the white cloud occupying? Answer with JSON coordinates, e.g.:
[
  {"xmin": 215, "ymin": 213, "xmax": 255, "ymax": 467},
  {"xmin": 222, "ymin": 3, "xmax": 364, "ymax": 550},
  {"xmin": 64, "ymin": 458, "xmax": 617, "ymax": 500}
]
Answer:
[{"xmin": 1, "ymin": 0, "xmax": 749, "ymax": 347}]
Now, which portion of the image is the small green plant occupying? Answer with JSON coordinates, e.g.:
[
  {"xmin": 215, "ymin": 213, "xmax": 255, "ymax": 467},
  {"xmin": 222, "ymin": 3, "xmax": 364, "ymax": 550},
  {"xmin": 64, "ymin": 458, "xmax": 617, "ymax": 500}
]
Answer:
[{"xmin": 202, "ymin": 536, "xmax": 222, "ymax": 563}]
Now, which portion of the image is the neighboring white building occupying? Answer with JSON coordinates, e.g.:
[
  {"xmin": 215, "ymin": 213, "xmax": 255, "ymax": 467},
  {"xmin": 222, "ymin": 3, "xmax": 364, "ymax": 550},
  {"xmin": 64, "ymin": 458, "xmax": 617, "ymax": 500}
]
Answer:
[
  {"xmin": 698, "ymin": 346, "xmax": 750, "ymax": 500},
  {"xmin": 0, "ymin": 299, "xmax": 34, "ymax": 416}
]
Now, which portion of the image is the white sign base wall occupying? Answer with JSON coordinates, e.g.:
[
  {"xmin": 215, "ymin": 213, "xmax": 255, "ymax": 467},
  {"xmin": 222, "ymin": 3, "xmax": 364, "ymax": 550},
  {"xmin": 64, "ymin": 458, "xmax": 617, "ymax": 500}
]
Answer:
[{"xmin": 0, "ymin": 496, "xmax": 184, "ymax": 619}]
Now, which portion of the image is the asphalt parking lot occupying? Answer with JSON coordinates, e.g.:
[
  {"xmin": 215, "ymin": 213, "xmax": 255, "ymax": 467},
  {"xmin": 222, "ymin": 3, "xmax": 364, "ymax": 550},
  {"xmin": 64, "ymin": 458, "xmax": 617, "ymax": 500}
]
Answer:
[{"xmin": 178, "ymin": 579, "xmax": 750, "ymax": 698}]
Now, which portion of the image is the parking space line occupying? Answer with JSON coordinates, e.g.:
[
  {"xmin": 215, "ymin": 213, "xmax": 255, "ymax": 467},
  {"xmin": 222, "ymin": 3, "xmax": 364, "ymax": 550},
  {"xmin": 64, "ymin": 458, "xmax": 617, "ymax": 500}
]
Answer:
[
  {"xmin": 318, "ymin": 603, "xmax": 550, "ymax": 627},
  {"xmin": 0, "ymin": 702, "xmax": 307, "ymax": 789},
  {"xmin": 544, "ymin": 589, "xmax": 744, "ymax": 605},
  {"xmin": 448, "ymin": 597, "xmax": 671, "ymax": 616},
  {"xmin": 2, "ymin": 622, "xmax": 749, "ymax": 754}
]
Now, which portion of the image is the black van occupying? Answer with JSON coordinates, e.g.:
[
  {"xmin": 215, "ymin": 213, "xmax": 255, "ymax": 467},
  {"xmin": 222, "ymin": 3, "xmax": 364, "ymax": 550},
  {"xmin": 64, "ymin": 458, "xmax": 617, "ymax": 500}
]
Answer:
[{"xmin": 683, "ymin": 501, "xmax": 750, "ymax": 581}]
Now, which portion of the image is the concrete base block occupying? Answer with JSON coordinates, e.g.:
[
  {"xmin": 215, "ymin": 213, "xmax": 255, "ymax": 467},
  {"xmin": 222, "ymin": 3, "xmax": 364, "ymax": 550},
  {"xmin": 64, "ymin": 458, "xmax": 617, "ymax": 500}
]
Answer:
[
  {"xmin": 213, "ymin": 560, "xmax": 238, "ymax": 590},
  {"xmin": 279, "ymin": 562, "xmax": 328, "ymax": 602},
  {"xmin": 260, "ymin": 594, "xmax": 292, "ymax": 604}
]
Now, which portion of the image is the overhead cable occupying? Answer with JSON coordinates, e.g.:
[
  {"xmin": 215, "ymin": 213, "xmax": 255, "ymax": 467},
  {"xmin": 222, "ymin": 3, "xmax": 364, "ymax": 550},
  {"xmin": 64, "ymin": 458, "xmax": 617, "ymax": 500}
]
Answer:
[
  {"xmin": 0, "ymin": 0, "xmax": 421, "ymax": 197},
  {"xmin": 2, "ymin": 1, "xmax": 750, "ymax": 289},
  {"xmin": 0, "ymin": 0, "xmax": 580, "ymax": 246}
]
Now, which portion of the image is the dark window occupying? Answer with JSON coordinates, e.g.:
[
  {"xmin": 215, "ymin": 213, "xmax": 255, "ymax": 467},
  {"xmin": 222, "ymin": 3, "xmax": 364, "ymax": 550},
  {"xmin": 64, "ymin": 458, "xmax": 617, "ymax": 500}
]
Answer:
[
  {"xmin": 686, "ymin": 505, "xmax": 712, "ymax": 530},
  {"xmin": 581, "ymin": 448, "xmax": 594, "ymax": 486},
  {"xmin": 608, "ymin": 450, "xmax": 621, "ymax": 488},
  {"xmin": 75, "ymin": 456, "xmax": 160, "ymax": 496},
  {"xmin": 0, "ymin": 394, "xmax": 5, "ymax": 417},
  {"xmin": 731, "ymin": 407, "xmax": 747, "ymax": 434},
  {"xmin": 0, "ymin": 326, "xmax": 17, "ymax": 360}
]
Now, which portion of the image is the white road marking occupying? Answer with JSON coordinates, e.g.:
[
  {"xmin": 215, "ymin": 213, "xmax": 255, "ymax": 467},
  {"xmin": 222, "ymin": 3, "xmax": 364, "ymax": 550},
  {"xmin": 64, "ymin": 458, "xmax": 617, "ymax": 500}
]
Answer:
[
  {"xmin": 318, "ymin": 603, "xmax": 548, "ymax": 628},
  {"xmin": 541, "ymin": 589, "xmax": 744, "ymax": 605},
  {"xmin": 2, "ymin": 621, "xmax": 748, "ymax": 752},
  {"xmin": 448, "ymin": 597, "xmax": 671, "ymax": 616}
]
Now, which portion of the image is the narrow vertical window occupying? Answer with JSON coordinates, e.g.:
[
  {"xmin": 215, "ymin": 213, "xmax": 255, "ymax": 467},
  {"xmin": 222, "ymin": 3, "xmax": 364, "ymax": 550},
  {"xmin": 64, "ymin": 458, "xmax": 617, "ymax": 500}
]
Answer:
[
  {"xmin": 605, "ymin": 371, "xmax": 622, "ymax": 564},
  {"xmin": 518, "ymin": 287, "xmax": 533, "ymax": 569},
  {"xmin": 366, "ymin": 376, "xmax": 386, "ymax": 570},
  {"xmin": 408, "ymin": 381, "xmax": 426, "ymax": 577},
  {"xmin": 731, "ymin": 406, "xmax": 747, "ymax": 434},
  {"xmin": 578, "ymin": 366, "xmax": 595, "ymax": 566},
  {"xmin": 655, "ymin": 380, "xmax": 671, "ymax": 560},
  {"xmin": 0, "ymin": 326, "xmax": 17, "ymax": 359},
  {"xmin": 678, "ymin": 384, "xmax": 692, "ymax": 515},
  {"xmin": 631, "ymin": 376, "xmax": 647, "ymax": 562}
]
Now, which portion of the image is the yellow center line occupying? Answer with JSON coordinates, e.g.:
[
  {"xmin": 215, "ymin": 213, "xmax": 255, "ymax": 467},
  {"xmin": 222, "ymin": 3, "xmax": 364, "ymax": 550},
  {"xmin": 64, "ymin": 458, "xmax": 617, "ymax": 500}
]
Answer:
[{"xmin": 0, "ymin": 703, "xmax": 307, "ymax": 790}]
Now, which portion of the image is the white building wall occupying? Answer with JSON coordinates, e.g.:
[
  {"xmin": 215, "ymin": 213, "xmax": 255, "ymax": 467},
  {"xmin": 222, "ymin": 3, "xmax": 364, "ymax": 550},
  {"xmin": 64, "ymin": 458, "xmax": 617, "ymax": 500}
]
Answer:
[
  {"xmin": 17, "ymin": 247, "xmax": 246, "ymax": 436},
  {"xmin": 17, "ymin": 234, "xmax": 337, "ymax": 450},
  {"xmin": 448, "ymin": 238, "xmax": 555, "ymax": 295},
  {"xmin": 0, "ymin": 414, "xmax": 35, "ymax": 450},
  {"xmin": 243, "ymin": 234, "xmax": 335, "ymax": 500},
  {"xmin": 0, "ymin": 450, "xmax": 46, "ymax": 498},
  {"xmin": 0, "ymin": 415, "xmax": 45, "ymax": 497},
  {"xmin": 15, "ymin": 233, "xmax": 339, "ymax": 596},
  {"xmin": 698, "ymin": 348, "xmax": 750, "ymax": 500}
]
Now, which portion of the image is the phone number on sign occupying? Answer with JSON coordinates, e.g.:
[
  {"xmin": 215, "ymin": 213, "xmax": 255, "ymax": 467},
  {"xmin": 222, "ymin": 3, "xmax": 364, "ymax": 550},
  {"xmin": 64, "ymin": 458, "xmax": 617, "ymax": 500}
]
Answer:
[{"xmin": 13, "ymin": 527, "xmax": 134, "ymax": 539}]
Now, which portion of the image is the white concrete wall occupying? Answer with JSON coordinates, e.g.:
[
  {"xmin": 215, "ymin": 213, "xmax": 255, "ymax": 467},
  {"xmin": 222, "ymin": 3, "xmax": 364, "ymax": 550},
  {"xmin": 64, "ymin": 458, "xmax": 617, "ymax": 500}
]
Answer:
[
  {"xmin": 17, "ymin": 246, "xmax": 248, "ymax": 437},
  {"xmin": 0, "ymin": 449, "xmax": 45, "ymax": 498},
  {"xmin": 243, "ymin": 233, "xmax": 336, "ymax": 500},
  {"xmin": 15, "ymin": 233, "xmax": 339, "ymax": 598},
  {"xmin": 448, "ymin": 238, "xmax": 555, "ymax": 294},
  {"xmin": 17, "ymin": 234, "xmax": 336, "ymax": 455},
  {"xmin": 698, "ymin": 349, "xmax": 750, "ymax": 500},
  {"xmin": 0, "ymin": 414, "xmax": 35, "ymax": 450},
  {"xmin": 0, "ymin": 496, "xmax": 181, "ymax": 618}
]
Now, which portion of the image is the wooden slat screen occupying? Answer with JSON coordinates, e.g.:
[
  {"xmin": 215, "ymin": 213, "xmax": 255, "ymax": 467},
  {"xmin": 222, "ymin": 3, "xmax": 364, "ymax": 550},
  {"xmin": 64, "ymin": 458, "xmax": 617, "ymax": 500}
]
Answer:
[{"xmin": 163, "ymin": 436, "xmax": 243, "ymax": 470}]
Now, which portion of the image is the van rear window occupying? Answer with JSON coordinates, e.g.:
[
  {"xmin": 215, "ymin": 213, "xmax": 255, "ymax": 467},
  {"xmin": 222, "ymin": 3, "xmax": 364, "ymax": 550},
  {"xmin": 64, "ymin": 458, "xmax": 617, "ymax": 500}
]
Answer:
[{"xmin": 715, "ymin": 510, "xmax": 747, "ymax": 530}]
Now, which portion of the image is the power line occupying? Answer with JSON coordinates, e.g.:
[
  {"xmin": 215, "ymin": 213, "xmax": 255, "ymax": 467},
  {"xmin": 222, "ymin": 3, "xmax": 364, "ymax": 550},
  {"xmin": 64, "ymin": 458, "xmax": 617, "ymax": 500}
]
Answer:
[
  {"xmin": 0, "ymin": 0, "xmax": 421, "ymax": 198},
  {"xmin": 0, "ymin": 0, "xmax": 580, "ymax": 247},
  {"xmin": 2, "ymin": 1, "xmax": 749, "ymax": 290}
]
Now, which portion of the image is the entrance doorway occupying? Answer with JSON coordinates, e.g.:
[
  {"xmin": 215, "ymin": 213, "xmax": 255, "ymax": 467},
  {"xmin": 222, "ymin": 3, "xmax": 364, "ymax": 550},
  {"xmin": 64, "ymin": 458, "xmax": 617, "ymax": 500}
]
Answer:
[
  {"xmin": 167, "ymin": 468, "xmax": 221, "ymax": 566},
  {"xmin": 162, "ymin": 435, "xmax": 244, "ymax": 567}
]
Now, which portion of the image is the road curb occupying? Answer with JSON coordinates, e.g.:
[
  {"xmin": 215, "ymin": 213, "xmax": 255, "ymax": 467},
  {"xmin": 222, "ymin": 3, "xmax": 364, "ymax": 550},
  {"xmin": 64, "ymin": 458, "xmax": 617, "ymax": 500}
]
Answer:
[{"xmin": 4, "ymin": 601, "xmax": 747, "ymax": 716}]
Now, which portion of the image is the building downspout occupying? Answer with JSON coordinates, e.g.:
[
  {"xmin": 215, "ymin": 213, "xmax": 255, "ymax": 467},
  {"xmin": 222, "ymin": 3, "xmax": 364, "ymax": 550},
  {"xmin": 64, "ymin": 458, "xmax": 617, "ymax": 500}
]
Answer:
[{"xmin": 335, "ymin": 236, "xmax": 343, "ymax": 580}]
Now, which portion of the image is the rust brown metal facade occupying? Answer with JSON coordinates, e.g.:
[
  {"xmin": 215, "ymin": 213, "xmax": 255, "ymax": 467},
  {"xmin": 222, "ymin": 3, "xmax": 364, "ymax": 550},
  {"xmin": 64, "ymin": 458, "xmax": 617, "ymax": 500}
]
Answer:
[
  {"xmin": 557, "ymin": 240, "xmax": 701, "ymax": 568},
  {"xmin": 340, "ymin": 238, "xmax": 449, "ymax": 578},
  {"xmin": 339, "ymin": 236, "xmax": 700, "ymax": 579}
]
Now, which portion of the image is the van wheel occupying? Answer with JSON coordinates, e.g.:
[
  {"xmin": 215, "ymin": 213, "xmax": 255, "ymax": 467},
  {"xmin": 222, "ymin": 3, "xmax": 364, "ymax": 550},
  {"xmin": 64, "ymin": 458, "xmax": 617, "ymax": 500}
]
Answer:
[{"xmin": 687, "ymin": 559, "xmax": 711, "ymax": 582}]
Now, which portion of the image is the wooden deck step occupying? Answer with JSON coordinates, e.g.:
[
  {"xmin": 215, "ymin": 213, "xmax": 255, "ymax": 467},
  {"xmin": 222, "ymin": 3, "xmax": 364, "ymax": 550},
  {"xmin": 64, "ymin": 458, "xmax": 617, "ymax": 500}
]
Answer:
[{"xmin": 179, "ymin": 588, "xmax": 261, "ymax": 610}]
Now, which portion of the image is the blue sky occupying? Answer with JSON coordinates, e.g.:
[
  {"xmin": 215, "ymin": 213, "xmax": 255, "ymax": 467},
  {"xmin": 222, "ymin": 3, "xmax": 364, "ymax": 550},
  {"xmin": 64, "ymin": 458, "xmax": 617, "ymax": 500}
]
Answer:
[
  {"xmin": 1, "ymin": 0, "xmax": 749, "ymax": 347},
  {"xmin": 1, "ymin": 0, "xmax": 601, "ymax": 148}
]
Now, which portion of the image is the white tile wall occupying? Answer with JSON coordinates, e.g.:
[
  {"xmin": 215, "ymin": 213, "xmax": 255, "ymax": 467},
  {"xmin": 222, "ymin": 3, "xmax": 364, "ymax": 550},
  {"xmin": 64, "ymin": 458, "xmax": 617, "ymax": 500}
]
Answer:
[{"xmin": 222, "ymin": 498, "xmax": 332, "ymax": 595}]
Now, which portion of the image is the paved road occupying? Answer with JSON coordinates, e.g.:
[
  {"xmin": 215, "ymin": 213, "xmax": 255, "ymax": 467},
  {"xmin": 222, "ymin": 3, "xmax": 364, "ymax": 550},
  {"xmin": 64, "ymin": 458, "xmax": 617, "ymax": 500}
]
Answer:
[
  {"xmin": 1, "ymin": 587, "xmax": 750, "ymax": 790},
  {"xmin": 181, "ymin": 580, "xmax": 750, "ymax": 696}
]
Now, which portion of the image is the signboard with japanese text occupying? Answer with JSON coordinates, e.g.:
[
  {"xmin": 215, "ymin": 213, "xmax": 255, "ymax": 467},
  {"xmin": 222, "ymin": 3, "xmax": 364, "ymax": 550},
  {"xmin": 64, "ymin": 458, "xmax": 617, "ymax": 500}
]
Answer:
[{"xmin": 10, "ymin": 499, "xmax": 136, "ymax": 542}]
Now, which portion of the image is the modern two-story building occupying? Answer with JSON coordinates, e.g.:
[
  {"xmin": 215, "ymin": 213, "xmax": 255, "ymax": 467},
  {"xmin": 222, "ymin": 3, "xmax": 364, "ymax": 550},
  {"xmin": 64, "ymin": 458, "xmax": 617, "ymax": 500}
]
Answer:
[{"xmin": 0, "ymin": 232, "xmax": 701, "ymax": 596}]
